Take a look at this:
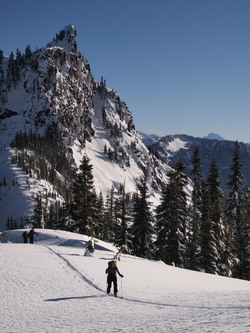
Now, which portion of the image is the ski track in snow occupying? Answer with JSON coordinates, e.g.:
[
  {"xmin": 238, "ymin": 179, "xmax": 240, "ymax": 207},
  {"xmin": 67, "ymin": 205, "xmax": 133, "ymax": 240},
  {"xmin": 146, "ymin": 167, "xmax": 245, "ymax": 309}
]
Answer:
[{"xmin": 45, "ymin": 245, "xmax": 105, "ymax": 293}]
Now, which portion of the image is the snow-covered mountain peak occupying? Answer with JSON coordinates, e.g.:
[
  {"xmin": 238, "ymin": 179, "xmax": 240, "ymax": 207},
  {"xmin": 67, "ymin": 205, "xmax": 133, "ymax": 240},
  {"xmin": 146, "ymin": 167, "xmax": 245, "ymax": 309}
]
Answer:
[
  {"xmin": 47, "ymin": 24, "xmax": 77, "ymax": 50},
  {"xmin": 62, "ymin": 24, "xmax": 76, "ymax": 37},
  {"xmin": 0, "ymin": 25, "xmax": 173, "ymax": 229}
]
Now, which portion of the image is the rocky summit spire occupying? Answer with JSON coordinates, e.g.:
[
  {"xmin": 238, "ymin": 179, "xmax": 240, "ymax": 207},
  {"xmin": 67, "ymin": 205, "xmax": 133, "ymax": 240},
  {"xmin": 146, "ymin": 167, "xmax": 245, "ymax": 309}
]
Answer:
[
  {"xmin": 47, "ymin": 24, "xmax": 77, "ymax": 50},
  {"xmin": 63, "ymin": 24, "xmax": 76, "ymax": 35}
]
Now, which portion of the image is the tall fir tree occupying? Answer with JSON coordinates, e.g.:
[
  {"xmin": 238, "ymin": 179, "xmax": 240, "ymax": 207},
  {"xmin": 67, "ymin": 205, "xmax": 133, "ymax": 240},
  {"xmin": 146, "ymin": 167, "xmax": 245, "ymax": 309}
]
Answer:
[
  {"xmin": 32, "ymin": 194, "xmax": 45, "ymax": 228},
  {"xmin": 241, "ymin": 188, "xmax": 250, "ymax": 280},
  {"xmin": 113, "ymin": 183, "xmax": 133, "ymax": 251},
  {"xmin": 186, "ymin": 148, "xmax": 203, "ymax": 271},
  {"xmin": 69, "ymin": 155, "xmax": 97, "ymax": 235},
  {"xmin": 0, "ymin": 49, "xmax": 3, "ymax": 66},
  {"xmin": 131, "ymin": 170, "xmax": 155, "ymax": 259},
  {"xmin": 226, "ymin": 142, "xmax": 248, "ymax": 279},
  {"xmin": 155, "ymin": 182, "xmax": 173, "ymax": 261},
  {"xmin": 199, "ymin": 160, "xmax": 226, "ymax": 275},
  {"xmin": 155, "ymin": 161, "xmax": 188, "ymax": 267},
  {"xmin": 94, "ymin": 192, "xmax": 105, "ymax": 239},
  {"xmin": 101, "ymin": 185, "xmax": 116, "ymax": 242}
]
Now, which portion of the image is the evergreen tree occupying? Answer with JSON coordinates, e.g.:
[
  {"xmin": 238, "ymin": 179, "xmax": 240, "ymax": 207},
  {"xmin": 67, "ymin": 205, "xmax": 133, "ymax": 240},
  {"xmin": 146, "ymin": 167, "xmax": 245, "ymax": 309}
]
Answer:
[
  {"xmin": 57, "ymin": 202, "xmax": 74, "ymax": 231},
  {"xmin": 200, "ymin": 160, "xmax": 226, "ymax": 274},
  {"xmin": 155, "ymin": 161, "xmax": 188, "ymax": 267},
  {"xmin": 46, "ymin": 202, "xmax": 60, "ymax": 229},
  {"xmin": 240, "ymin": 188, "xmax": 250, "ymax": 280},
  {"xmin": 32, "ymin": 194, "xmax": 45, "ymax": 228},
  {"xmin": 226, "ymin": 142, "xmax": 248, "ymax": 279},
  {"xmin": 101, "ymin": 185, "xmax": 116, "ymax": 242},
  {"xmin": 95, "ymin": 192, "xmax": 105, "ymax": 239},
  {"xmin": 186, "ymin": 148, "xmax": 203, "ymax": 270},
  {"xmin": 14, "ymin": 48, "xmax": 21, "ymax": 80},
  {"xmin": 113, "ymin": 183, "xmax": 133, "ymax": 251},
  {"xmin": 226, "ymin": 142, "xmax": 244, "ymax": 221},
  {"xmin": 155, "ymin": 182, "xmax": 172, "ymax": 261},
  {"xmin": 0, "ymin": 49, "xmax": 3, "ymax": 67},
  {"xmin": 69, "ymin": 155, "xmax": 97, "ymax": 235},
  {"xmin": 131, "ymin": 170, "xmax": 155, "ymax": 259},
  {"xmin": 24, "ymin": 45, "xmax": 32, "ymax": 61},
  {"xmin": 102, "ymin": 106, "xmax": 107, "ymax": 126},
  {"xmin": 7, "ymin": 51, "xmax": 15, "ymax": 84}
]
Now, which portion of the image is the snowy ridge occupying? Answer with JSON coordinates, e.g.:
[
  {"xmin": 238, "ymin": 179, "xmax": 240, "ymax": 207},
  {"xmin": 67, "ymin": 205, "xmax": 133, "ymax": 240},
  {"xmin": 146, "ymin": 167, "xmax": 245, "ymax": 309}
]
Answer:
[{"xmin": 1, "ymin": 228, "xmax": 249, "ymax": 332}]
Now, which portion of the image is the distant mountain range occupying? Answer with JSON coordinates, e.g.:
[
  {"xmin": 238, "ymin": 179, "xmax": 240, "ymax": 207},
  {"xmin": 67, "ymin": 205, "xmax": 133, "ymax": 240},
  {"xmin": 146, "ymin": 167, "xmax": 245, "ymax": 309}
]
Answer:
[{"xmin": 140, "ymin": 132, "xmax": 250, "ymax": 193}]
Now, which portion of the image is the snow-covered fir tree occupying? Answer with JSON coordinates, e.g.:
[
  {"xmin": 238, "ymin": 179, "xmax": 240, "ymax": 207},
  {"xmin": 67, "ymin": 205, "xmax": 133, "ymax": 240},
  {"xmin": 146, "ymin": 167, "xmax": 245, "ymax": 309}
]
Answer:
[
  {"xmin": 155, "ymin": 161, "xmax": 188, "ymax": 267},
  {"xmin": 68, "ymin": 155, "xmax": 98, "ymax": 235},
  {"xmin": 113, "ymin": 183, "xmax": 133, "ymax": 251},
  {"xmin": 226, "ymin": 142, "xmax": 249, "ymax": 279},
  {"xmin": 185, "ymin": 148, "xmax": 203, "ymax": 271},
  {"xmin": 199, "ymin": 160, "xmax": 227, "ymax": 275},
  {"xmin": 32, "ymin": 194, "xmax": 45, "ymax": 228},
  {"xmin": 101, "ymin": 185, "xmax": 116, "ymax": 243},
  {"xmin": 131, "ymin": 170, "xmax": 155, "ymax": 259},
  {"xmin": 241, "ymin": 189, "xmax": 250, "ymax": 280}
]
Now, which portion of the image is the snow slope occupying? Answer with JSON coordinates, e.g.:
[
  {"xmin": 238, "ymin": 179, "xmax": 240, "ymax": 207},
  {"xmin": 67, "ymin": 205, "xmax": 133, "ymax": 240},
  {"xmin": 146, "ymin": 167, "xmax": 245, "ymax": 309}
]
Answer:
[
  {"xmin": 1, "ymin": 229, "xmax": 249, "ymax": 333},
  {"xmin": 0, "ymin": 148, "xmax": 64, "ymax": 230}
]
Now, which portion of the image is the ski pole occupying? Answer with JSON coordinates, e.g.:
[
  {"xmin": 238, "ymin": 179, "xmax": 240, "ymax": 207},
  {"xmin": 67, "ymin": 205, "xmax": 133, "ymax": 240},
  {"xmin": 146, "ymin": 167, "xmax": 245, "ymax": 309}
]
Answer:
[{"xmin": 120, "ymin": 276, "xmax": 123, "ymax": 298}]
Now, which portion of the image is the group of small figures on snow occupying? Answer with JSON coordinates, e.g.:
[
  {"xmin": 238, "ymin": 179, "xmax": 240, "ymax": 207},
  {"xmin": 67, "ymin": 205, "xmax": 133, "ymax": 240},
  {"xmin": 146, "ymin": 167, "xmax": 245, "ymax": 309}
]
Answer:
[{"xmin": 22, "ymin": 228, "xmax": 38, "ymax": 244}]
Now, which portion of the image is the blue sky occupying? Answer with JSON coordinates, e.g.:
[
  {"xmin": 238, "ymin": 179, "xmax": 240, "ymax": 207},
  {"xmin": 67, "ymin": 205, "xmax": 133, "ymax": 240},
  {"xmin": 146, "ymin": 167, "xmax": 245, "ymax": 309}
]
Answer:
[{"xmin": 1, "ymin": 0, "xmax": 250, "ymax": 142}]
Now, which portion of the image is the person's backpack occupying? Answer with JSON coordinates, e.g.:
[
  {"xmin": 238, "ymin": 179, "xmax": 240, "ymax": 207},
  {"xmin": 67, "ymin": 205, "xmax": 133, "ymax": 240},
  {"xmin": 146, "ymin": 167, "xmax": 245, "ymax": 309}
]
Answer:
[{"xmin": 106, "ymin": 261, "xmax": 117, "ymax": 275}]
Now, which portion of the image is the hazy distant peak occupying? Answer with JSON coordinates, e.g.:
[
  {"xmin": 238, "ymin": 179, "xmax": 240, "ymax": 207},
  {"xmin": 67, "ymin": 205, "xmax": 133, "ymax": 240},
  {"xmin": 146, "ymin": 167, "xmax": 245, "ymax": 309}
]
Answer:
[
  {"xmin": 138, "ymin": 131, "xmax": 161, "ymax": 145},
  {"xmin": 204, "ymin": 133, "xmax": 225, "ymax": 141}
]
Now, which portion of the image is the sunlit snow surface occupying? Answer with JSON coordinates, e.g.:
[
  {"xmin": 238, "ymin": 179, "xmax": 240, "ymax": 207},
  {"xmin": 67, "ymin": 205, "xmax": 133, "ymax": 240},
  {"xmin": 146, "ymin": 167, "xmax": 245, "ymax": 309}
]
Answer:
[{"xmin": 1, "ymin": 229, "xmax": 249, "ymax": 333}]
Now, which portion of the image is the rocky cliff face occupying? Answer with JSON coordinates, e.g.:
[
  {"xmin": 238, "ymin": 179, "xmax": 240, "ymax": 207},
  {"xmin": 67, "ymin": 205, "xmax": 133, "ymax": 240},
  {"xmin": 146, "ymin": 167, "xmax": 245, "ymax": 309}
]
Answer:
[
  {"xmin": 0, "ymin": 25, "xmax": 95, "ymax": 149},
  {"xmin": 0, "ymin": 25, "xmax": 173, "ymax": 227}
]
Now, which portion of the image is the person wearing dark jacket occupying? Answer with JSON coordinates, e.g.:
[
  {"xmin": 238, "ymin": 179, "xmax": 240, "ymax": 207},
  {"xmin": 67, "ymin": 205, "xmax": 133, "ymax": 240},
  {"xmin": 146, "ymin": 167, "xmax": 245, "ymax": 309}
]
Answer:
[
  {"xmin": 22, "ymin": 231, "xmax": 29, "ymax": 243},
  {"xmin": 28, "ymin": 228, "xmax": 38, "ymax": 244},
  {"xmin": 105, "ymin": 260, "xmax": 123, "ymax": 297}
]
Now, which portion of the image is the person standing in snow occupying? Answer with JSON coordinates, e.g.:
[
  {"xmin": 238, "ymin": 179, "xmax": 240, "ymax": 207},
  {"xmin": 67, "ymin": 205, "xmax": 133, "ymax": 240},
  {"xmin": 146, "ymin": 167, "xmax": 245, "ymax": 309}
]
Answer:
[
  {"xmin": 105, "ymin": 260, "xmax": 123, "ymax": 297},
  {"xmin": 22, "ymin": 231, "xmax": 29, "ymax": 243},
  {"xmin": 28, "ymin": 228, "xmax": 38, "ymax": 244},
  {"xmin": 84, "ymin": 238, "xmax": 94, "ymax": 256}
]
